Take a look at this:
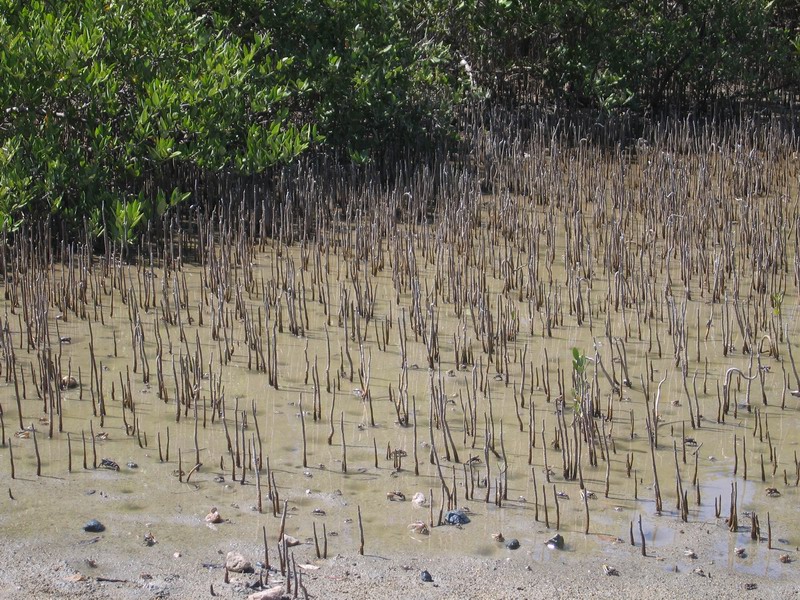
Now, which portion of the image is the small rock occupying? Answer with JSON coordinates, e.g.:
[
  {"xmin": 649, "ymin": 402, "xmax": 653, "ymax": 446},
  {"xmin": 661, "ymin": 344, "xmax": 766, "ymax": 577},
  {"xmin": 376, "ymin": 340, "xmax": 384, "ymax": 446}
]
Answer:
[
  {"xmin": 60, "ymin": 375, "xmax": 78, "ymax": 390},
  {"xmin": 505, "ymin": 538, "xmax": 520, "ymax": 550},
  {"xmin": 744, "ymin": 583, "xmax": 757, "ymax": 591},
  {"xmin": 282, "ymin": 534, "xmax": 302, "ymax": 547},
  {"xmin": 145, "ymin": 582, "xmax": 169, "ymax": 598},
  {"xmin": 127, "ymin": 461, "xmax": 138, "ymax": 469},
  {"xmin": 143, "ymin": 532, "xmax": 156, "ymax": 546},
  {"xmin": 411, "ymin": 492, "xmax": 426, "ymax": 507},
  {"xmin": 205, "ymin": 508, "xmax": 223, "ymax": 524},
  {"xmin": 444, "ymin": 509, "xmax": 470, "ymax": 525},
  {"xmin": 226, "ymin": 551, "xmax": 254, "ymax": 573},
  {"xmin": 546, "ymin": 534, "xmax": 564, "ymax": 550},
  {"xmin": 248, "ymin": 587, "xmax": 285, "ymax": 600},
  {"xmin": 83, "ymin": 519, "xmax": 105, "ymax": 533},
  {"xmin": 603, "ymin": 564, "xmax": 619, "ymax": 576},
  {"xmin": 420, "ymin": 570, "xmax": 433, "ymax": 583}
]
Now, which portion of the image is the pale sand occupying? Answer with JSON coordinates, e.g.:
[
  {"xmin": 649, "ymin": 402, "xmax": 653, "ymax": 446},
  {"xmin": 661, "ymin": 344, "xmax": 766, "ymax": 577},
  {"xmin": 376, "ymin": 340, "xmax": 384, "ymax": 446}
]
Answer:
[{"xmin": 0, "ymin": 517, "xmax": 795, "ymax": 599}]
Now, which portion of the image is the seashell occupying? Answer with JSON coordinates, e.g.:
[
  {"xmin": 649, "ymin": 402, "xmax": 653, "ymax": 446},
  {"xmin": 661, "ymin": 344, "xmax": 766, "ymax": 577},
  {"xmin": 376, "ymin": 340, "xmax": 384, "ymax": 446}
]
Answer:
[
  {"xmin": 387, "ymin": 491, "xmax": 406, "ymax": 501},
  {"xmin": 779, "ymin": 554, "xmax": 792, "ymax": 564},
  {"xmin": 765, "ymin": 487, "xmax": 781, "ymax": 497},
  {"xmin": 411, "ymin": 492, "xmax": 427, "ymax": 507},
  {"xmin": 99, "ymin": 458, "xmax": 120, "ymax": 471},
  {"xmin": 684, "ymin": 549, "xmax": 697, "ymax": 559},
  {"xmin": 603, "ymin": 564, "xmax": 619, "ymax": 576},
  {"xmin": 408, "ymin": 521, "xmax": 429, "ymax": 535},
  {"xmin": 492, "ymin": 532, "xmax": 505, "ymax": 543}
]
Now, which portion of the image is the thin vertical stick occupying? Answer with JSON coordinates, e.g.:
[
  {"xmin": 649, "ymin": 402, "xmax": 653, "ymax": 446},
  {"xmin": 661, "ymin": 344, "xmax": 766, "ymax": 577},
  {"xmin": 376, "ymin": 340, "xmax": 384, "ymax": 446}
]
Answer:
[
  {"xmin": 357, "ymin": 505, "xmax": 365, "ymax": 556},
  {"xmin": 262, "ymin": 525, "xmax": 270, "ymax": 571},
  {"xmin": 278, "ymin": 500, "xmax": 288, "ymax": 576},
  {"xmin": 767, "ymin": 512, "xmax": 772, "ymax": 549},
  {"xmin": 82, "ymin": 430, "xmax": 87, "ymax": 470},
  {"xmin": 340, "ymin": 411, "xmax": 347, "ymax": 473},
  {"xmin": 299, "ymin": 396, "xmax": 307, "ymax": 468},
  {"xmin": 90, "ymin": 421, "xmax": 97, "ymax": 469},
  {"xmin": 543, "ymin": 484, "xmax": 549, "ymax": 528},
  {"xmin": 8, "ymin": 437, "xmax": 14, "ymax": 479},
  {"xmin": 32, "ymin": 424, "xmax": 41, "ymax": 476},
  {"xmin": 638, "ymin": 514, "xmax": 646, "ymax": 556},
  {"xmin": 553, "ymin": 484, "xmax": 560, "ymax": 530},
  {"xmin": 313, "ymin": 522, "xmax": 321, "ymax": 559}
]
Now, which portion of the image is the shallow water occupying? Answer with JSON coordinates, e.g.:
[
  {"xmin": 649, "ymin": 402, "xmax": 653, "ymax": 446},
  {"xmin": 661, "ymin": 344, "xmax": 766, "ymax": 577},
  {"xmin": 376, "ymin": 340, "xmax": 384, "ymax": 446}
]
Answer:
[{"xmin": 1, "ymin": 141, "xmax": 799, "ymax": 578}]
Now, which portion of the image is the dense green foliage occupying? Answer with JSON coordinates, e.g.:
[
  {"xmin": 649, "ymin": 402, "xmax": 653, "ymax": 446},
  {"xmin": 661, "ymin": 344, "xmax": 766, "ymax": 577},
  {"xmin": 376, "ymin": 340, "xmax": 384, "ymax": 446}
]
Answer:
[
  {"xmin": 1, "ymin": 0, "xmax": 798, "ymax": 235},
  {"xmin": 0, "ymin": 0, "xmax": 320, "ymax": 232}
]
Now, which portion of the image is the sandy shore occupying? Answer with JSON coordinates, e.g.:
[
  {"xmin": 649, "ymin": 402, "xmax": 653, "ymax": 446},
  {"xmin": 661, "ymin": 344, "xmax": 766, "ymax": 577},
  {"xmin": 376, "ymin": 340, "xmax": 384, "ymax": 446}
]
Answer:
[{"xmin": 0, "ymin": 516, "xmax": 795, "ymax": 600}]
